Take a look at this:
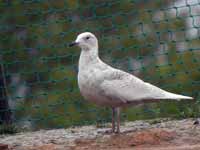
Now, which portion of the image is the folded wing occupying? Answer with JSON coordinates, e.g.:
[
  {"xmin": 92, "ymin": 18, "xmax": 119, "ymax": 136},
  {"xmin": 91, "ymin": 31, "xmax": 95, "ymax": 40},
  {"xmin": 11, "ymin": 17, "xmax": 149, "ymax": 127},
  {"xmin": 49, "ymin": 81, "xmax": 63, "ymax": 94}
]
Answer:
[{"xmin": 100, "ymin": 69, "xmax": 193, "ymax": 103}]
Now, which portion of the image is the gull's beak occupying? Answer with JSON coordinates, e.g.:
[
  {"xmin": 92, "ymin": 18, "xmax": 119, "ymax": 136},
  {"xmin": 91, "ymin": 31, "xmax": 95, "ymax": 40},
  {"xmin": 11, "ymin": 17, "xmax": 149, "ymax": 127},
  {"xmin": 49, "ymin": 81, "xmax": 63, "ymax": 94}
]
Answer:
[{"xmin": 69, "ymin": 41, "xmax": 78, "ymax": 47}]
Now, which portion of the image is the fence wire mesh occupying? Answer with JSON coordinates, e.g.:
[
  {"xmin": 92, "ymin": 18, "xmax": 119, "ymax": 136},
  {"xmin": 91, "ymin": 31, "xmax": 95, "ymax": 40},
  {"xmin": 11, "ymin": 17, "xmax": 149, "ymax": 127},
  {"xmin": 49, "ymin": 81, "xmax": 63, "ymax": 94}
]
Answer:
[{"xmin": 0, "ymin": 0, "xmax": 200, "ymax": 131}]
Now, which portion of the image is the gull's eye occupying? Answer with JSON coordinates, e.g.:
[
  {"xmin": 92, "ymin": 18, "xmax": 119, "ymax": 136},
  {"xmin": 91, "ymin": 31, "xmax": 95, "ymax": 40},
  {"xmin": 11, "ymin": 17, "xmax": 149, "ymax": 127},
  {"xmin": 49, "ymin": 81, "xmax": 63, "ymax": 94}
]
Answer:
[{"xmin": 86, "ymin": 36, "xmax": 90, "ymax": 40}]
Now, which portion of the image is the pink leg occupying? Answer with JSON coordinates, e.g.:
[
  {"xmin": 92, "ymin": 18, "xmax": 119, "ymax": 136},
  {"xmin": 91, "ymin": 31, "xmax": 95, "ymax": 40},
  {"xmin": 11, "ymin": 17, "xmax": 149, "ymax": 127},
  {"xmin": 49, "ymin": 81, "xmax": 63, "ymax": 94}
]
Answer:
[
  {"xmin": 116, "ymin": 107, "xmax": 120, "ymax": 133},
  {"xmin": 112, "ymin": 107, "xmax": 116, "ymax": 133}
]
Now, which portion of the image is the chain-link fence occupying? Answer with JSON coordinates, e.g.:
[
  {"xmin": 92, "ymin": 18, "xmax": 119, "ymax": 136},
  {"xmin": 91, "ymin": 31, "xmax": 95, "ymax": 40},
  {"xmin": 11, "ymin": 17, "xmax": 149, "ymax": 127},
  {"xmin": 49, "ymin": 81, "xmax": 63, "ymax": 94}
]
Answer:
[{"xmin": 0, "ymin": 0, "xmax": 199, "ymax": 131}]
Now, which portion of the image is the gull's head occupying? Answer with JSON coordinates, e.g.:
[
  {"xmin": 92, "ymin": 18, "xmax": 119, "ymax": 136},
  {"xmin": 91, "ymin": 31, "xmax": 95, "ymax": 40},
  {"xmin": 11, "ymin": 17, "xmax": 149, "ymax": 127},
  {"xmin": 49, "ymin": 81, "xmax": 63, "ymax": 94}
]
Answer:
[{"xmin": 69, "ymin": 32, "xmax": 98, "ymax": 50}]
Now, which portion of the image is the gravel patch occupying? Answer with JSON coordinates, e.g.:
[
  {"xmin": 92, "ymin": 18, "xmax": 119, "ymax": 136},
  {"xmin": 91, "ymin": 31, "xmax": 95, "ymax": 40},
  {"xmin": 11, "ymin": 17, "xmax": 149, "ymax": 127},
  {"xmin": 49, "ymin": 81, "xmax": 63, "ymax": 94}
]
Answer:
[{"xmin": 0, "ymin": 118, "xmax": 200, "ymax": 150}]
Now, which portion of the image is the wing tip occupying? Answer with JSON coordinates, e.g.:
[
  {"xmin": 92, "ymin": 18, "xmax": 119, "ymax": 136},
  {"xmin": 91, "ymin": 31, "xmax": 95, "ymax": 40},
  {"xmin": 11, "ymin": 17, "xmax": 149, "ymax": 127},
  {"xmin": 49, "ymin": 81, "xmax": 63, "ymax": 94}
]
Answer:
[
  {"xmin": 183, "ymin": 96, "xmax": 194, "ymax": 100},
  {"xmin": 166, "ymin": 93, "xmax": 194, "ymax": 100},
  {"xmin": 179, "ymin": 95, "xmax": 194, "ymax": 100},
  {"xmin": 186, "ymin": 96, "xmax": 194, "ymax": 100}
]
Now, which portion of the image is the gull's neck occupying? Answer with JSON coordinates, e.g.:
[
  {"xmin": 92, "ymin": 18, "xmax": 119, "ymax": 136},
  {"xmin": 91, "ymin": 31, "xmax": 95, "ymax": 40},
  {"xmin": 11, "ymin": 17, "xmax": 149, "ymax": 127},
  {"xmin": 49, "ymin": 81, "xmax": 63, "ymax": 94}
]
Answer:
[{"xmin": 78, "ymin": 47, "xmax": 100, "ymax": 71}]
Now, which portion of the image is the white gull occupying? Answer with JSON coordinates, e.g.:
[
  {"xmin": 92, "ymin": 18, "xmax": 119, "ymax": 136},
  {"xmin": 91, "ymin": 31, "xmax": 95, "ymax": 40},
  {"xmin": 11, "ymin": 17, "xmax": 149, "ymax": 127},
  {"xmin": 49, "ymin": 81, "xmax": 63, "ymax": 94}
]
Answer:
[{"xmin": 69, "ymin": 32, "xmax": 193, "ymax": 133}]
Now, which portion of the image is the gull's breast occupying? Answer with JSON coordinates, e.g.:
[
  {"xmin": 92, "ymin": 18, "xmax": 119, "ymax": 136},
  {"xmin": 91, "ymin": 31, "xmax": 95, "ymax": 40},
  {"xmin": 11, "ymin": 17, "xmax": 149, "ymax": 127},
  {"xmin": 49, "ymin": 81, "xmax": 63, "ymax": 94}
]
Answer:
[{"xmin": 78, "ymin": 68, "xmax": 112, "ymax": 106}]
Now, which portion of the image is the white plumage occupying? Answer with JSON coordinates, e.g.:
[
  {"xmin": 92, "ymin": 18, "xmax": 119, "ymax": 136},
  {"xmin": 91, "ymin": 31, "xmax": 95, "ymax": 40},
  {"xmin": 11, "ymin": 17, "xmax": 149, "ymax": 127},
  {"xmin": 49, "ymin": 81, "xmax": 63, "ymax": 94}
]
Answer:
[{"xmin": 70, "ymin": 32, "xmax": 193, "ymax": 133}]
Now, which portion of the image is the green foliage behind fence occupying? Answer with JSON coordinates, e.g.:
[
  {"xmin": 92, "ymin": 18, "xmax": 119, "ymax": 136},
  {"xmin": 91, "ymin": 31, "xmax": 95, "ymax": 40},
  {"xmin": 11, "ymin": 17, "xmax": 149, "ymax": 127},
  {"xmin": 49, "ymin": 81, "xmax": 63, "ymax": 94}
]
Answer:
[{"xmin": 0, "ymin": 0, "xmax": 199, "ymax": 131}]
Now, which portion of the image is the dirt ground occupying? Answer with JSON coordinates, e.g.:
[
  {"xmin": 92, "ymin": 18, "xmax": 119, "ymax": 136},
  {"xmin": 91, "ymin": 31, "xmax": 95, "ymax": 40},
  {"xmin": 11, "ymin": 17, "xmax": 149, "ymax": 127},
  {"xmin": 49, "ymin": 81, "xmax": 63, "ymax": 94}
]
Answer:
[
  {"xmin": 70, "ymin": 128, "xmax": 200, "ymax": 150},
  {"xmin": 1, "ymin": 118, "xmax": 200, "ymax": 150}
]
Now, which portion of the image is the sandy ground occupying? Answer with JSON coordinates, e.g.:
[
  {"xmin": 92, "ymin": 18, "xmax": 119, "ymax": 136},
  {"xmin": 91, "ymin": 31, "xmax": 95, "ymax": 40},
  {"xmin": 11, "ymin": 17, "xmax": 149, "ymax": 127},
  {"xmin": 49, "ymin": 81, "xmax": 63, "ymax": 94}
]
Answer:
[{"xmin": 0, "ymin": 118, "xmax": 200, "ymax": 150}]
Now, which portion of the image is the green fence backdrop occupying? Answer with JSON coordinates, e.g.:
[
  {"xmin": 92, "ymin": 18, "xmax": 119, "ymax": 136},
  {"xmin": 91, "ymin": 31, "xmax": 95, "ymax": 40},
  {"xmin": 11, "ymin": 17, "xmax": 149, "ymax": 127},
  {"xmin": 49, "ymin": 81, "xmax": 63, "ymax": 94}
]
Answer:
[{"xmin": 0, "ymin": 0, "xmax": 200, "ymax": 131}]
